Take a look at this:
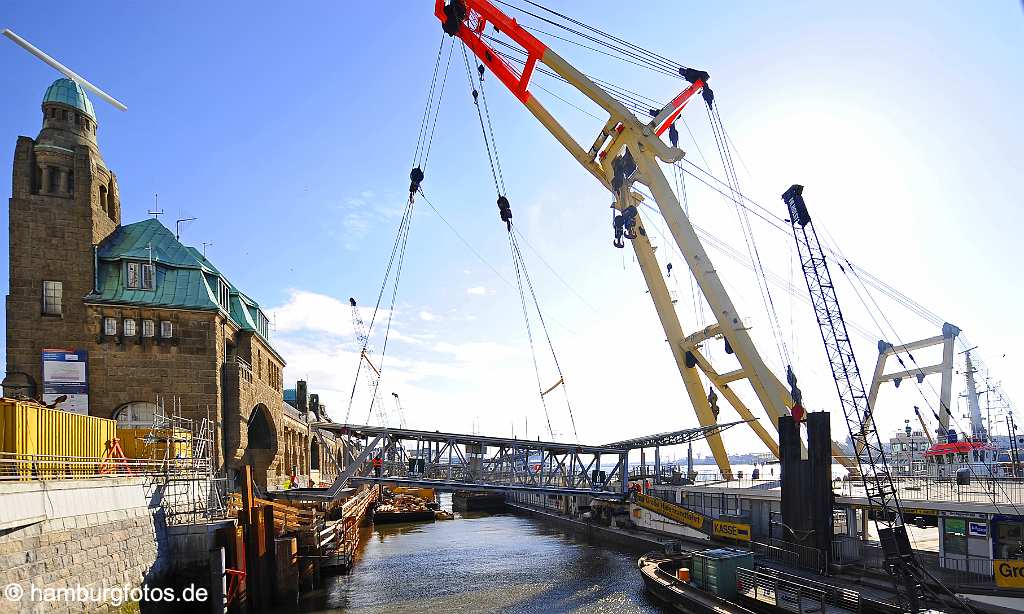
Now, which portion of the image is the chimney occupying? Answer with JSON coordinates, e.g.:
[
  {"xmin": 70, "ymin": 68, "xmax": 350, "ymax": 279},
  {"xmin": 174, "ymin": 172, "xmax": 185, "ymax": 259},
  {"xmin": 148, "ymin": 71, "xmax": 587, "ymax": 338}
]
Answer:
[{"xmin": 296, "ymin": 380, "xmax": 308, "ymax": 413}]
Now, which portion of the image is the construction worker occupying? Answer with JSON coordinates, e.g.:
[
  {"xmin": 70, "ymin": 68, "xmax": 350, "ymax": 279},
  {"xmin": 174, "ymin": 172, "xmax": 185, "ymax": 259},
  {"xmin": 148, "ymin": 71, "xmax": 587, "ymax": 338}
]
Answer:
[{"xmin": 372, "ymin": 455, "xmax": 383, "ymax": 477}]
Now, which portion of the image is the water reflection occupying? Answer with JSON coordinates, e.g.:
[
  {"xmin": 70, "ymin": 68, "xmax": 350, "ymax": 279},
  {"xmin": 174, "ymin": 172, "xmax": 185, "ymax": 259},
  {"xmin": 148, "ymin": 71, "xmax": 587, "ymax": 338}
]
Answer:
[{"xmin": 297, "ymin": 494, "xmax": 669, "ymax": 613}]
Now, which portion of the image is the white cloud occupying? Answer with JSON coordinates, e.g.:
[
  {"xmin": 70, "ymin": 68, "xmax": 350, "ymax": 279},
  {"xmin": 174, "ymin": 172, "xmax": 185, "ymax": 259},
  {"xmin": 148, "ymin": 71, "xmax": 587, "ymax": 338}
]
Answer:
[
  {"xmin": 466, "ymin": 286, "xmax": 487, "ymax": 295},
  {"xmin": 419, "ymin": 310, "xmax": 435, "ymax": 321},
  {"xmin": 271, "ymin": 290, "xmax": 356, "ymax": 338}
]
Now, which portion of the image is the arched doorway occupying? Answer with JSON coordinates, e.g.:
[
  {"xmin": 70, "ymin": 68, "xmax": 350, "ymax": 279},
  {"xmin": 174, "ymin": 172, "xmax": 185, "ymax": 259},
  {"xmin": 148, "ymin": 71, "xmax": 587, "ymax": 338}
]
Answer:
[{"xmin": 243, "ymin": 404, "xmax": 277, "ymax": 489}]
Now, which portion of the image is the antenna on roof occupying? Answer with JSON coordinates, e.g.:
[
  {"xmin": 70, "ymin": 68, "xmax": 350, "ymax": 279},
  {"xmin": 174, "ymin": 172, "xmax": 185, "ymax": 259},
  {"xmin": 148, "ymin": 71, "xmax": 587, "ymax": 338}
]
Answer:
[
  {"xmin": 148, "ymin": 194, "xmax": 164, "ymax": 220},
  {"xmin": 175, "ymin": 217, "xmax": 196, "ymax": 241},
  {"xmin": 2, "ymin": 29, "xmax": 128, "ymax": 111},
  {"xmin": 202, "ymin": 241, "xmax": 213, "ymax": 257}
]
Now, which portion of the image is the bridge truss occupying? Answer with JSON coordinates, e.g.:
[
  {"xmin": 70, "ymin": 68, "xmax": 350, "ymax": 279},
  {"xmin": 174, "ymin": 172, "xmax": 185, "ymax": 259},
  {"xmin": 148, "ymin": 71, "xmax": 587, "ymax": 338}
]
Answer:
[
  {"xmin": 321, "ymin": 423, "xmax": 630, "ymax": 497},
  {"xmin": 270, "ymin": 421, "xmax": 746, "ymax": 502}
]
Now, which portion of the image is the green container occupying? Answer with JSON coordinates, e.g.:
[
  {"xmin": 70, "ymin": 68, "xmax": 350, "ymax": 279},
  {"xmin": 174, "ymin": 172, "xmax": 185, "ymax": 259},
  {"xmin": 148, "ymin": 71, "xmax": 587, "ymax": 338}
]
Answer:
[{"xmin": 690, "ymin": 548, "xmax": 753, "ymax": 599}]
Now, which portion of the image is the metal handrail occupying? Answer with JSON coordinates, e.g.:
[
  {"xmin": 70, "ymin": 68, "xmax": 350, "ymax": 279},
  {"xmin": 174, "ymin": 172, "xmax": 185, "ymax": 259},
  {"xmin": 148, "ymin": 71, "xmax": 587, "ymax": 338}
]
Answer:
[{"xmin": 0, "ymin": 451, "xmax": 210, "ymax": 481}]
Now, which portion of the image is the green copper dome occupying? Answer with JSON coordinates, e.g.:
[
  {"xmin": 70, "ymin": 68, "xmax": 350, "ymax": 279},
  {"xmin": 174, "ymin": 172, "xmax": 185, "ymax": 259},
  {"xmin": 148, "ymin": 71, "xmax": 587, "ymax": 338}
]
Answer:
[{"xmin": 42, "ymin": 78, "xmax": 95, "ymax": 118}]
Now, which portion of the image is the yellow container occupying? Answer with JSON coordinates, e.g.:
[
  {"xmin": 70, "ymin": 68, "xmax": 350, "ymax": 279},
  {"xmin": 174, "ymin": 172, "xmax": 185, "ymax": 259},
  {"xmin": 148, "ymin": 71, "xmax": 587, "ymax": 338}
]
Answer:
[
  {"xmin": 118, "ymin": 427, "xmax": 192, "ymax": 460},
  {"xmin": 0, "ymin": 398, "xmax": 116, "ymax": 478}
]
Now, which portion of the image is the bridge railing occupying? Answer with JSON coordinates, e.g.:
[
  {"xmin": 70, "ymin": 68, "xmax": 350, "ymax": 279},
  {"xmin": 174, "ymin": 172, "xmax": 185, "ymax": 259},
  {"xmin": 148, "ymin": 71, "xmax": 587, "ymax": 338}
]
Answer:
[
  {"xmin": 835, "ymin": 475, "xmax": 1024, "ymax": 505},
  {"xmin": 0, "ymin": 451, "xmax": 210, "ymax": 481}
]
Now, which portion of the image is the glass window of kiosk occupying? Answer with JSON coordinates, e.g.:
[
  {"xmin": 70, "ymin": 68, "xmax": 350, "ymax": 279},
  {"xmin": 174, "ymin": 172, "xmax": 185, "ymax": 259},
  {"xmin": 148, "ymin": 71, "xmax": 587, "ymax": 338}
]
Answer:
[
  {"xmin": 944, "ymin": 518, "xmax": 967, "ymax": 555},
  {"xmin": 995, "ymin": 520, "xmax": 1024, "ymax": 560}
]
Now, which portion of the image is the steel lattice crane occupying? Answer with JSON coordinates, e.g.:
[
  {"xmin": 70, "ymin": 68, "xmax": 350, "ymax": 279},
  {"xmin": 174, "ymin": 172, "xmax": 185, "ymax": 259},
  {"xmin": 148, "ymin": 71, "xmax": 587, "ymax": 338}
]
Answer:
[
  {"xmin": 391, "ymin": 392, "xmax": 408, "ymax": 430},
  {"xmin": 783, "ymin": 185, "xmax": 939, "ymax": 611},
  {"xmin": 349, "ymin": 298, "xmax": 391, "ymax": 427}
]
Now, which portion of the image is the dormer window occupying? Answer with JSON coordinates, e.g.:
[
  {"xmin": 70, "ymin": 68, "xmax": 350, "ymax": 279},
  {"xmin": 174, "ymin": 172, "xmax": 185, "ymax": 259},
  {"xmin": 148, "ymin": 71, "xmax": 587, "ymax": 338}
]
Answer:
[
  {"xmin": 141, "ymin": 263, "xmax": 154, "ymax": 289},
  {"xmin": 126, "ymin": 262, "xmax": 155, "ymax": 290},
  {"xmin": 218, "ymin": 279, "xmax": 230, "ymax": 310},
  {"xmin": 256, "ymin": 310, "xmax": 270, "ymax": 338}
]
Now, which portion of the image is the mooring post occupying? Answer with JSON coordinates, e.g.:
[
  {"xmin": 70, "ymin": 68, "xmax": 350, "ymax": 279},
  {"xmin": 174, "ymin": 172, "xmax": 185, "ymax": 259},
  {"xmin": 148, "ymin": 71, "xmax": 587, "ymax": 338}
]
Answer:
[{"xmin": 654, "ymin": 446, "xmax": 661, "ymax": 484}]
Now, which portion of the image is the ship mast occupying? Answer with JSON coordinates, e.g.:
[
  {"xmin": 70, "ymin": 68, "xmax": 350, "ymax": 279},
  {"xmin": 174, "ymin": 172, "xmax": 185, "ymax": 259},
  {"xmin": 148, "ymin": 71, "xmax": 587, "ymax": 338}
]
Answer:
[{"xmin": 962, "ymin": 349, "xmax": 987, "ymax": 440}]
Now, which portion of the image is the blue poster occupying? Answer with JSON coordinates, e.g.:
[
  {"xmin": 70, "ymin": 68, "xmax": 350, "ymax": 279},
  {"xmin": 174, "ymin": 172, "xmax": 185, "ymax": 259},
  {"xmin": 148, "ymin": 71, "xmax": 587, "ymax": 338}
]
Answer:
[{"xmin": 41, "ymin": 348, "xmax": 89, "ymax": 415}]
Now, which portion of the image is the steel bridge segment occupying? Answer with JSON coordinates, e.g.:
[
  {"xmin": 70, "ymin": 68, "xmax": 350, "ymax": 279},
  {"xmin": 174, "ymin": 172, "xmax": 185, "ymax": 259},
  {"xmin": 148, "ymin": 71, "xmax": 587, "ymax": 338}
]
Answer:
[
  {"xmin": 602, "ymin": 419, "xmax": 751, "ymax": 449},
  {"xmin": 267, "ymin": 433, "xmax": 384, "ymax": 502},
  {"xmin": 312, "ymin": 422, "xmax": 628, "ymax": 455},
  {"xmin": 269, "ymin": 422, "xmax": 749, "ymax": 502},
  {"xmin": 347, "ymin": 476, "xmax": 626, "ymax": 498},
  {"xmin": 306, "ymin": 422, "xmax": 633, "ymax": 498}
]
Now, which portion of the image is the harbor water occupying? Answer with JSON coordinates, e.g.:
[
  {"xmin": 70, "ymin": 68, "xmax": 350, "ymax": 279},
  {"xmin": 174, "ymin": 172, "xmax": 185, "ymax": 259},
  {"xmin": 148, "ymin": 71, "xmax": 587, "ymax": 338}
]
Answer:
[{"xmin": 298, "ymin": 493, "xmax": 669, "ymax": 614}]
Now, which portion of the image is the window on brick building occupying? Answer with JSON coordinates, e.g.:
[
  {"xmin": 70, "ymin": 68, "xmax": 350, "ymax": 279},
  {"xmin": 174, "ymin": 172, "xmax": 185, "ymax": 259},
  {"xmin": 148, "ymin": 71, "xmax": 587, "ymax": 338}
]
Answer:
[
  {"xmin": 218, "ymin": 279, "xmax": 230, "ymax": 310},
  {"xmin": 113, "ymin": 402, "xmax": 158, "ymax": 428},
  {"xmin": 160, "ymin": 321, "xmax": 173, "ymax": 338},
  {"xmin": 42, "ymin": 281, "xmax": 62, "ymax": 316},
  {"xmin": 255, "ymin": 309, "xmax": 270, "ymax": 338},
  {"xmin": 103, "ymin": 317, "xmax": 117, "ymax": 336},
  {"xmin": 142, "ymin": 319, "xmax": 155, "ymax": 338},
  {"xmin": 141, "ymin": 264, "xmax": 155, "ymax": 290},
  {"xmin": 128, "ymin": 262, "xmax": 155, "ymax": 290},
  {"xmin": 124, "ymin": 318, "xmax": 137, "ymax": 336},
  {"xmin": 126, "ymin": 262, "xmax": 139, "ymax": 288}
]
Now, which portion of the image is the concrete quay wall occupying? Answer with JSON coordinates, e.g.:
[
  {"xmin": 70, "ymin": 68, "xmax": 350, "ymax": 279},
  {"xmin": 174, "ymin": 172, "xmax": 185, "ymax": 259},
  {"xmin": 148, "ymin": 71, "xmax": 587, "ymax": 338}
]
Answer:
[{"xmin": 0, "ymin": 477, "xmax": 217, "ymax": 613}]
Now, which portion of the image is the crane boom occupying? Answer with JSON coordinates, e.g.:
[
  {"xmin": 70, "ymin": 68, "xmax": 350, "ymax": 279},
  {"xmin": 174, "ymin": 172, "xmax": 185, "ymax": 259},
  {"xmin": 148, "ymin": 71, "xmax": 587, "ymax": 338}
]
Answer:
[
  {"xmin": 433, "ymin": 0, "xmax": 818, "ymax": 478},
  {"xmin": 914, "ymin": 406, "xmax": 936, "ymax": 446},
  {"xmin": 783, "ymin": 185, "xmax": 931, "ymax": 609}
]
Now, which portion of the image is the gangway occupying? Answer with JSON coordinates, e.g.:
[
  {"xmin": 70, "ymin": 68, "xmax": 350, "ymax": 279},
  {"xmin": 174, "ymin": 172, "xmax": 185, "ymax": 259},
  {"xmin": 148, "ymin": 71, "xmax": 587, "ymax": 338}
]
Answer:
[{"xmin": 269, "ymin": 422, "xmax": 741, "ymax": 502}]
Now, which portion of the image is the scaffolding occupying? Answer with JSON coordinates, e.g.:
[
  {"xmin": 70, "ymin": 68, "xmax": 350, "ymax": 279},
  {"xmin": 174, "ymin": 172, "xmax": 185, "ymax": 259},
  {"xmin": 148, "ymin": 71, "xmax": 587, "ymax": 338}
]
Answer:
[{"xmin": 144, "ymin": 397, "xmax": 227, "ymax": 525}]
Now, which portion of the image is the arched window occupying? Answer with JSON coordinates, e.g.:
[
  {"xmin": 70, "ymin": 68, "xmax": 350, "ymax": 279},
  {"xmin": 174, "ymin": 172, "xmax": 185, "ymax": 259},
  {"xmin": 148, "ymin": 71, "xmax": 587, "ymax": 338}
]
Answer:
[
  {"xmin": 106, "ymin": 180, "xmax": 116, "ymax": 220},
  {"xmin": 113, "ymin": 401, "xmax": 159, "ymax": 428},
  {"xmin": 310, "ymin": 438, "xmax": 321, "ymax": 471},
  {"xmin": 247, "ymin": 404, "xmax": 274, "ymax": 450},
  {"xmin": 98, "ymin": 185, "xmax": 108, "ymax": 214}
]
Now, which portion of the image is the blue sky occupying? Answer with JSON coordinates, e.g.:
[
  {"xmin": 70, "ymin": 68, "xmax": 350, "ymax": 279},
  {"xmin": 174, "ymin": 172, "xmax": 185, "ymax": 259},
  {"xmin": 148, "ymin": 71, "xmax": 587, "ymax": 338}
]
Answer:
[{"xmin": 2, "ymin": 2, "xmax": 1022, "ymax": 456}]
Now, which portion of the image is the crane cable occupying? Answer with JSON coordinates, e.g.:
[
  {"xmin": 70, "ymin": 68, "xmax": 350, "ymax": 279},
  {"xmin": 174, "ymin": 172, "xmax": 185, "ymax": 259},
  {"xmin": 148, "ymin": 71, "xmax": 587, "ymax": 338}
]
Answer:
[
  {"xmin": 705, "ymin": 100, "xmax": 791, "ymax": 369},
  {"xmin": 492, "ymin": 0, "xmax": 684, "ymax": 79},
  {"xmin": 343, "ymin": 198, "xmax": 416, "ymax": 425},
  {"xmin": 460, "ymin": 43, "xmax": 579, "ymax": 441},
  {"xmin": 413, "ymin": 34, "xmax": 455, "ymax": 174},
  {"xmin": 820, "ymin": 229, "xmax": 1024, "ymax": 528},
  {"xmin": 343, "ymin": 36, "xmax": 453, "ymax": 425}
]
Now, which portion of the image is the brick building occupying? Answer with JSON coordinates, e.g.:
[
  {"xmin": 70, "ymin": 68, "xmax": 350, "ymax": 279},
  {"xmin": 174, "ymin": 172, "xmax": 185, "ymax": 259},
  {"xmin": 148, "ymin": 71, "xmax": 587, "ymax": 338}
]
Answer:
[{"xmin": 2, "ymin": 78, "xmax": 299, "ymax": 488}]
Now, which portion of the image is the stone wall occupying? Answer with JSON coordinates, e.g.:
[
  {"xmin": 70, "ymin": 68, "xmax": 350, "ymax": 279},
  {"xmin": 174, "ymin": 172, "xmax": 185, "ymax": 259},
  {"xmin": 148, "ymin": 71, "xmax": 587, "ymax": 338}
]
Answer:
[
  {"xmin": 83, "ymin": 306, "xmax": 221, "ymax": 424},
  {"xmin": 0, "ymin": 478, "xmax": 170, "ymax": 613},
  {"xmin": 0, "ymin": 508, "xmax": 166, "ymax": 612}
]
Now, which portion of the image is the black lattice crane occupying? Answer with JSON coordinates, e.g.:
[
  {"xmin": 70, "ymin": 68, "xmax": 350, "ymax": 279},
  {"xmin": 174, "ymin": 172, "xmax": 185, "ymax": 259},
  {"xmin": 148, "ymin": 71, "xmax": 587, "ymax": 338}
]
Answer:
[{"xmin": 783, "ymin": 185, "xmax": 933, "ymax": 610}]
